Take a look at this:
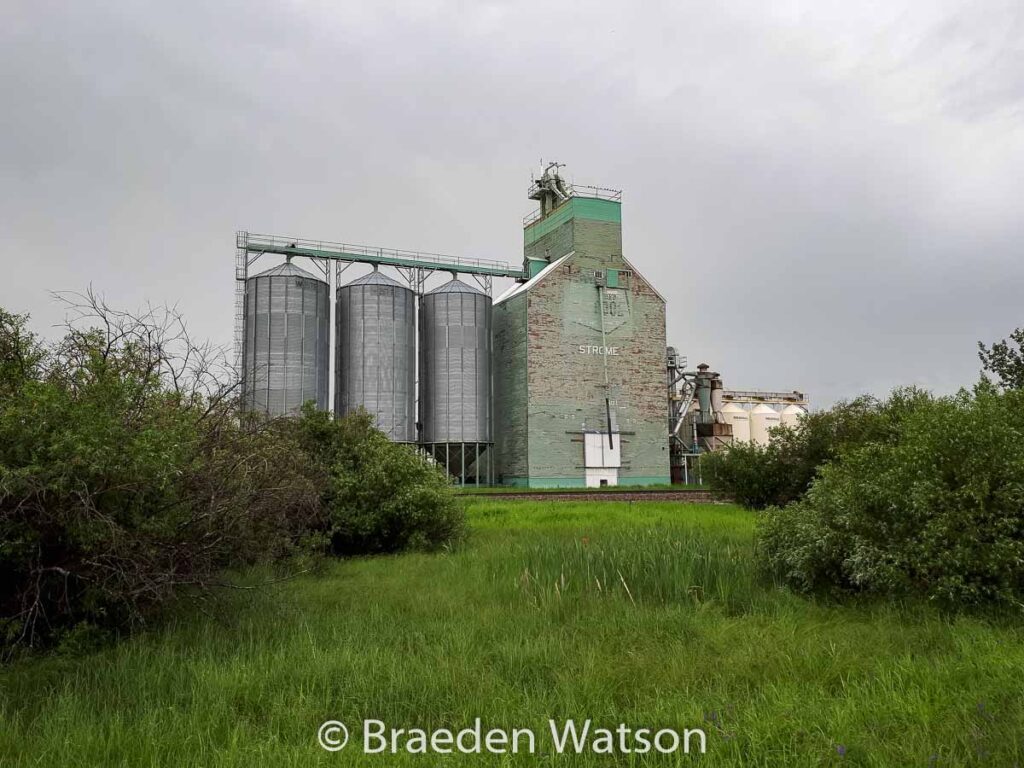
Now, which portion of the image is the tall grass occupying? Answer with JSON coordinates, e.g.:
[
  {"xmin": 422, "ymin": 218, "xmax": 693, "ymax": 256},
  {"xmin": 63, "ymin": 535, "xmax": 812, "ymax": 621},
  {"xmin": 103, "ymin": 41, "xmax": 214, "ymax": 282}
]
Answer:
[
  {"xmin": 510, "ymin": 529, "xmax": 758, "ymax": 611},
  {"xmin": 1, "ymin": 499, "xmax": 1022, "ymax": 767}
]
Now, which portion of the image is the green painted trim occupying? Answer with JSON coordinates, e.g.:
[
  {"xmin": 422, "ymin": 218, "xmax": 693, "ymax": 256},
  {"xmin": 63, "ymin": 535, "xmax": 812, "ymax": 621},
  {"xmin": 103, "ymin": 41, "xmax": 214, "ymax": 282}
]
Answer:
[
  {"xmin": 500, "ymin": 475, "xmax": 670, "ymax": 489},
  {"xmin": 527, "ymin": 258, "xmax": 547, "ymax": 278},
  {"xmin": 527, "ymin": 477, "xmax": 588, "ymax": 489},
  {"xmin": 524, "ymin": 197, "xmax": 622, "ymax": 246},
  {"xmin": 606, "ymin": 268, "xmax": 619, "ymax": 288},
  {"xmin": 617, "ymin": 475, "xmax": 672, "ymax": 487},
  {"xmin": 571, "ymin": 197, "xmax": 622, "ymax": 224}
]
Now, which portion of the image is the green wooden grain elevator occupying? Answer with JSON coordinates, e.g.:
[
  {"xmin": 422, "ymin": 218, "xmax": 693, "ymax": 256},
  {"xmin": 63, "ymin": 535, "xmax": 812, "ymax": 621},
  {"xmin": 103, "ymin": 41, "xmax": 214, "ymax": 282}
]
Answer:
[{"xmin": 492, "ymin": 165, "xmax": 670, "ymax": 487}]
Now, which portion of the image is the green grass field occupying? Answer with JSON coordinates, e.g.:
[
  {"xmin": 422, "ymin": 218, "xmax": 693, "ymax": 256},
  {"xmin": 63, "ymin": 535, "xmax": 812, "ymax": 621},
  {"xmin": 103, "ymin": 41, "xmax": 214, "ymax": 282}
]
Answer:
[{"xmin": 2, "ymin": 499, "xmax": 1022, "ymax": 766}]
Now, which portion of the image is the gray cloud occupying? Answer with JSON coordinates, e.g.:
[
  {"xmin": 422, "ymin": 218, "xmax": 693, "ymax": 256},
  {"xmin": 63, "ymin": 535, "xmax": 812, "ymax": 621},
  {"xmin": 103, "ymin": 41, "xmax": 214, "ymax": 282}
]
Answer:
[{"xmin": 2, "ymin": 0, "xmax": 1022, "ymax": 406}]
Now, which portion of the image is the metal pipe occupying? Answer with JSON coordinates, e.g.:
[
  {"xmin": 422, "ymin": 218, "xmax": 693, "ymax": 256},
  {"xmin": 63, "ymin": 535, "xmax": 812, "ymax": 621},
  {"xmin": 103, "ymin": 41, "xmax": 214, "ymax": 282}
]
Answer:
[{"xmin": 597, "ymin": 284, "xmax": 613, "ymax": 448}]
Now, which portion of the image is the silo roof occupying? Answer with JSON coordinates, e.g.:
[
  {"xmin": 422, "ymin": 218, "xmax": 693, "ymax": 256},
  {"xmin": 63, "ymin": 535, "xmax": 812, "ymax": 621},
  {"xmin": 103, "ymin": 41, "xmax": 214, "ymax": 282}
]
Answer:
[
  {"xmin": 250, "ymin": 261, "xmax": 323, "ymax": 281},
  {"xmin": 345, "ymin": 270, "xmax": 406, "ymax": 288},
  {"xmin": 426, "ymin": 278, "xmax": 483, "ymax": 295}
]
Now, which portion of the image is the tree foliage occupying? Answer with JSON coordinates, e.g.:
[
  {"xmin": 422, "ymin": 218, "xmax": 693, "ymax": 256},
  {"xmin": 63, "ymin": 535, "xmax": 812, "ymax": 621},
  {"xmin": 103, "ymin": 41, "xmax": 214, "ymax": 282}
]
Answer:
[
  {"xmin": 703, "ymin": 379, "xmax": 1024, "ymax": 608},
  {"xmin": 0, "ymin": 295, "xmax": 322, "ymax": 649},
  {"xmin": 979, "ymin": 327, "xmax": 1024, "ymax": 390},
  {"xmin": 702, "ymin": 388, "xmax": 932, "ymax": 509},
  {"xmin": 0, "ymin": 292, "xmax": 466, "ymax": 652},
  {"xmin": 0, "ymin": 308, "xmax": 44, "ymax": 400},
  {"xmin": 759, "ymin": 386, "xmax": 1024, "ymax": 607},
  {"xmin": 295, "ymin": 405, "xmax": 465, "ymax": 555}
]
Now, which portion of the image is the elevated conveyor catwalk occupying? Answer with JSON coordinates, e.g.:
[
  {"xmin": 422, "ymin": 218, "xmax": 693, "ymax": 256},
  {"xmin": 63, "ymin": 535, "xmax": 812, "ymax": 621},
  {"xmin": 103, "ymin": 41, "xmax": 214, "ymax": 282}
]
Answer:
[
  {"xmin": 234, "ymin": 230, "xmax": 528, "ymax": 380},
  {"xmin": 238, "ymin": 232, "xmax": 528, "ymax": 280}
]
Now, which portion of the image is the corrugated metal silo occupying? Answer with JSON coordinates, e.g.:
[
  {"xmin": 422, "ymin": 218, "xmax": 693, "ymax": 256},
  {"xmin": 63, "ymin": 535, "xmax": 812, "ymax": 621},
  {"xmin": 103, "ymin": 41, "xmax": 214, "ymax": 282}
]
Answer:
[
  {"xmin": 242, "ymin": 260, "xmax": 330, "ymax": 416},
  {"xmin": 419, "ymin": 278, "xmax": 492, "ymax": 445},
  {"xmin": 721, "ymin": 403, "xmax": 750, "ymax": 444},
  {"xmin": 749, "ymin": 403, "xmax": 781, "ymax": 445},
  {"xmin": 335, "ymin": 270, "xmax": 416, "ymax": 441},
  {"xmin": 781, "ymin": 404, "xmax": 806, "ymax": 429}
]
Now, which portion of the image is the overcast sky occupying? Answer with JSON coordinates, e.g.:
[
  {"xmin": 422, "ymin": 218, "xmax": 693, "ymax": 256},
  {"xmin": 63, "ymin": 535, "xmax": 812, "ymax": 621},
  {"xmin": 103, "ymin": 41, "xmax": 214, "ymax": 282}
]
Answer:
[{"xmin": 2, "ymin": 0, "xmax": 1022, "ymax": 406}]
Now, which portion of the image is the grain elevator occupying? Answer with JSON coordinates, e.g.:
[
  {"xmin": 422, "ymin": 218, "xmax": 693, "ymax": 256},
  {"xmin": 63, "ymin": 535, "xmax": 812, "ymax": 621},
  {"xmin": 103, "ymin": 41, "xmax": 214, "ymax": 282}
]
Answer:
[
  {"xmin": 492, "ymin": 165, "xmax": 670, "ymax": 487},
  {"xmin": 235, "ymin": 164, "xmax": 804, "ymax": 486}
]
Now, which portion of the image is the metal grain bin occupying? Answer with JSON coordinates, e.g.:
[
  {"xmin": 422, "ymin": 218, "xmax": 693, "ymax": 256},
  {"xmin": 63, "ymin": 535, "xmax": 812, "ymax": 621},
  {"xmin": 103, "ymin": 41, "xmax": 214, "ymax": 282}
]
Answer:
[
  {"xmin": 419, "ymin": 278, "xmax": 492, "ymax": 444},
  {"xmin": 335, "ymin": 270, "xmax": 416, "ymax": 441},
  {"xmin": 242, "ymin": 260, "xmax": 329, "ymax": 416}
]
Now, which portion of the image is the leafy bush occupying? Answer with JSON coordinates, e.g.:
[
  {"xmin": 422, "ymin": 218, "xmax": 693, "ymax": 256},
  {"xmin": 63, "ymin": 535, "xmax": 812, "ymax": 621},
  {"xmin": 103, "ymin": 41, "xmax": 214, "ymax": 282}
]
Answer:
[
  {"xmin": 698, "ymin": 440, "xmax": 782, "ymax": 509},
  {"xmin": 979, "ymin": 326, "xmax": 1024, "ymax": 390},
  {"xmin": 296, "ymin": 406, "xmax": 465, "ymax": 555},
  {"xmin": 758, "ymin": 386, "xmax": 1024, "ymax": 607},
  {"xmin": 0, "ymin": 293, "xmax": 469, "ymax": 652},
  {"xmin": 703, "ymin": 388, "xmax": 933, "ymax": 509},
  {"xmin": 0, "ymin": 300, "xmax": 322, "ymax": 649}
]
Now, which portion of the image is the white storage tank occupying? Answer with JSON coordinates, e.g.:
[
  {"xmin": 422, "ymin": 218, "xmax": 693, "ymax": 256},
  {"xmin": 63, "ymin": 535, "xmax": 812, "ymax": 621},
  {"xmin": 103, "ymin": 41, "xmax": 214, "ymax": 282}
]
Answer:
[
  {"xmin": 781, "ymin": 404, "xmax": 806, "ymax": 430},
  {"xmin": 749, "ymin": 404, "xmax": 781, "ymax": 445},
  {"xmin": 721, "ymin": 403, "xmax": 750, "ymax": 444}
]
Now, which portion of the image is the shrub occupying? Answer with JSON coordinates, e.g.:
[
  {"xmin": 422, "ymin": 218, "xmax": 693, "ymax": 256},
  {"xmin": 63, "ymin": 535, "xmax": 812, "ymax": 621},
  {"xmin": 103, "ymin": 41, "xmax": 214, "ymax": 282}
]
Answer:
[
  {"xmin": 703, "ymin": 388, "xmax": 933, "ymax": 509},
  {"xmin": 758, "ymin": 386, "xmax": 1024, "ymax": 607},
  {"xmin": 0, "ymin": 299, "xmax": 323, "ymax": 649},
  {"xmin": 699, "ymin": 440, "xmax": 782, "ymax": 509},
  {"xmin": 296, "ymin": 406, "xmax": 465, "ymax": 555}
]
